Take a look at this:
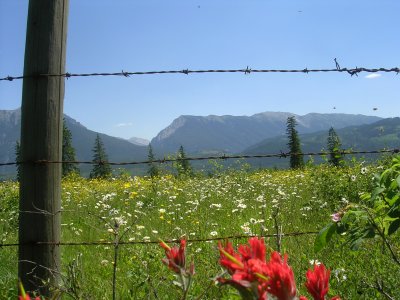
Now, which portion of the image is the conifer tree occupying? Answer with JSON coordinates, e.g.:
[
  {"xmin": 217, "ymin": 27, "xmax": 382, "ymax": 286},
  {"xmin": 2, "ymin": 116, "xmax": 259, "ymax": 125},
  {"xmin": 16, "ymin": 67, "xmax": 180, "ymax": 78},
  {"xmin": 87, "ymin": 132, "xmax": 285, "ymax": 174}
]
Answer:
[
  {"xmin": 15, "ymin": 141, "xmax": 21, "ymax": 182},
  {"xmin": 90, "ymin": 134, "xmax": 112, "ymax": 178},
  {"xmin": 62, "ymin": 119, "xmax": 80, "ymax": 176},
  {"xmin": 286, "ymin": 116, "xmax": 304, "ymax": 169},
  {"xmin": 327, "ymin": 127, "xmax": 343, "ymax": 167},
  {"xmin": 176, "ymin": 145, "xmax": 192, "ymax": 176},
  {"xmin": 147, "ymin": 144, "xmax": 159, "ymax": 177}
]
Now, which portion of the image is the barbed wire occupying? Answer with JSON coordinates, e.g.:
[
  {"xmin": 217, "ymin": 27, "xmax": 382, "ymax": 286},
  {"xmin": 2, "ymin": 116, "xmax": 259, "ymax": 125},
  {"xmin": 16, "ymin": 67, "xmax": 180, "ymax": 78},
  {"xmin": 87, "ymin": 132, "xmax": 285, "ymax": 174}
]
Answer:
[
  {"xmin": 0, "ymin": 231, "xmax": 317, "ymax": 248},
  {"xmin": 1, "ymin": 65, "xmax": 399, "ymax": 82},
  {"xmin": 0, "ymin": 148, "xmax": 398, "ymax": 167}
]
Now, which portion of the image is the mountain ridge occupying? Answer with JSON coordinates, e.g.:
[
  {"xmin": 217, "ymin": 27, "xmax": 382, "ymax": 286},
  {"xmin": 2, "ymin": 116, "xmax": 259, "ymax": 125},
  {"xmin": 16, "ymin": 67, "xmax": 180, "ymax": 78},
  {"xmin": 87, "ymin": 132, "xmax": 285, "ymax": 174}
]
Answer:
[
  {"xmin": 151, "ymin": 112, "xmax": 382, "ymax": 154},
  {"xmin": 0, "ymin": 108, "xmax": 148, "ymax": 178}
]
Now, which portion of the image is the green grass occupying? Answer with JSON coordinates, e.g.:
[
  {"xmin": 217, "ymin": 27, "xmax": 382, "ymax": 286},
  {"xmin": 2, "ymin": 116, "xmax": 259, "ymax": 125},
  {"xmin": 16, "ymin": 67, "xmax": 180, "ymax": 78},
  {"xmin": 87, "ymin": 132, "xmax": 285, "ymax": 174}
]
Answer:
[{"xmin": 0, "ymin": 161, "xmax": 399, "ymax": 299}]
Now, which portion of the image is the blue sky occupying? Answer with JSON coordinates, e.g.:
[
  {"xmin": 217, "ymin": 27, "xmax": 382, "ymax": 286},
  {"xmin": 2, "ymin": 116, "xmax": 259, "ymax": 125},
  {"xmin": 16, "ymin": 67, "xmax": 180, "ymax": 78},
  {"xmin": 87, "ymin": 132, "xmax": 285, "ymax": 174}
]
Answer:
[{"xmin": 1, "ymin": 1, "xmax": 399, "ymax": 140}]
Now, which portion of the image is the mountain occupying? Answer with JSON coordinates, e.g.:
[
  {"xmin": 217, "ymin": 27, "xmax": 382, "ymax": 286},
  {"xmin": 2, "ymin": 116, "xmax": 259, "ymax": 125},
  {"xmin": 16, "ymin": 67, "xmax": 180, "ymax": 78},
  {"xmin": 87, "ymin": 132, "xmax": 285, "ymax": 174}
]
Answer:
[
  {"xmin": 0, "ymin": 108, "xmax": 148, "ymax": 178},
  {"xmin": 242, "ymin": 117, "xmax": 400, "ymax": 168},
  {"xmin": 128, "ymin": 137, "xmax": 150, "ymax": 146},
  {"xmin": 151, "ymin": 112, "xmax": 382, "ymax": 155}
]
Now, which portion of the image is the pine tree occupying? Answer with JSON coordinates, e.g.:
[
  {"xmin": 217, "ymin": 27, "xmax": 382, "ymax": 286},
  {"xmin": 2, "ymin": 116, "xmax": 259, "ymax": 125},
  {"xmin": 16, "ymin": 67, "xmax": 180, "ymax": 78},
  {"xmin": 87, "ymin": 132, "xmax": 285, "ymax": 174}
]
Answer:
[
  {"xmin": 286, "ymin": 116, "xmax": 304, "ymax": 169},
  {"xmin": 90, "ymin": 134, "xmax": 112, "ymax": 178},
  {"xmin": 62, "ymin": 119, "xmax": 80, "ymax": 176},
  {"xmin": 15, "ymin": 141, "xmax": 21, "ymax": 182},
  {"xmin": 147, "ymin": 144, "xmax": 159, "ymax": 177},
  {"xmin": 176, "ymin": 145, "xmax": 192, "ymax": 176},
  {"xmin": 327, "ymin": 127, "xmax": 343, "ymax": 167}
]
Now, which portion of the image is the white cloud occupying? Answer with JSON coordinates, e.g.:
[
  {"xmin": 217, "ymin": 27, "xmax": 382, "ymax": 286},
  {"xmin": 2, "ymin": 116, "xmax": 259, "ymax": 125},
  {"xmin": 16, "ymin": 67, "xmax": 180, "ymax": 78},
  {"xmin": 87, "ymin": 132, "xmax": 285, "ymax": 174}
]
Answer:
[
  {"xmin": 365, "ymin": 73, "xmax": 382, "ymax": 79},
  {"xmin": 115, "ymin": 122, "xmax": 133, "ymax": 127}
]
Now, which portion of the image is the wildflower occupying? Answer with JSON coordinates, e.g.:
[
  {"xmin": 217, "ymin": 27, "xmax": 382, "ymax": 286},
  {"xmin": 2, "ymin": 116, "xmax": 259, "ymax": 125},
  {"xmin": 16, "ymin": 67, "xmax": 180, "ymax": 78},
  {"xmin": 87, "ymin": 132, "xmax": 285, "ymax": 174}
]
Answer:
[
  {"xmin": 330, "ymin": 212, "xmax": 342, "ymax": 223},
  {"xmin": 261, "ymin": 251, "xmax": 297, "ymax": 300},
  {"xmin": 159, "ymin": 239, "xmax": 195, "ymax": 296},
  {"xmin": 304, "ymin": 264, "xmax": 330, "ymax": 300},
  {"xmin": 218, "ymin": 238, "xmax": 297, "ymax": 299},
  {"xmin": 333, "ymin": 268, "xmax": 347, "ymax": 282},
  {"xmin": 210, "ymin": 231, "xmax": 218, "ymax": 236},
  {"xmin": 241, "ymin": 223, "xmax": 252, "ymax": 235},
  {"xmin": 239, "ymin": 237, "xmax": 266, "ymax": 262},
  {"xmin": 160, "ymin": 239, "xmax": 186, "ymax": 274},
  {"xmin": 309, "ymin": 259, "xmax": 321, "ymax": 266},
  {"xmin": 218, "ymin": 240, "xmax": 245, "ymax": 275}
]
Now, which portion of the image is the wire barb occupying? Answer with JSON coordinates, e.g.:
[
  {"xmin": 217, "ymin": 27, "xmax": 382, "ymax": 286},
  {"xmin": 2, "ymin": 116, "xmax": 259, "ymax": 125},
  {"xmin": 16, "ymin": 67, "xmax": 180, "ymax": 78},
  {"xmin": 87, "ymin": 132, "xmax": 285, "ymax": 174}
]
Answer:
[
  {"xmin": 334, "ymin": 58, "xmax": 341, "ymax": 70},
  {"xmin": 121, "ymin": 70, "xmax": 130, "ymax": 77}
]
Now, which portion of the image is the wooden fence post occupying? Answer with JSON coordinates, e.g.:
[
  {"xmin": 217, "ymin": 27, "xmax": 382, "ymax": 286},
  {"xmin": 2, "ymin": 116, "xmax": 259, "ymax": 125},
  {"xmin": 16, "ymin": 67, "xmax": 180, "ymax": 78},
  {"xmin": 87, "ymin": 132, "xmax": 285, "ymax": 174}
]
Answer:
[{"xmin": 19, "ymin": 0, "xmax": 69, "ymax": 296}]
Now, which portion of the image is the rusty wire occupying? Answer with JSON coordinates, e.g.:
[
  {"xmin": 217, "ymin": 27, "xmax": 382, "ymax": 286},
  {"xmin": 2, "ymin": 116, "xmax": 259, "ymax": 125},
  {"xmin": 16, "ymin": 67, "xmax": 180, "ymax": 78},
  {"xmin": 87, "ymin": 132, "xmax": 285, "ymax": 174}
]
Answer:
[
  {"xmin": 0, "ymin": 148, "xmax": 398, "ymax": 168},
  {"xmin": 1, "ymin": 65, "xmax": 399, "ymax": 82},
  {"xmin": 0, "ymin": 231, "xmax": 317, "ymax": 248}
]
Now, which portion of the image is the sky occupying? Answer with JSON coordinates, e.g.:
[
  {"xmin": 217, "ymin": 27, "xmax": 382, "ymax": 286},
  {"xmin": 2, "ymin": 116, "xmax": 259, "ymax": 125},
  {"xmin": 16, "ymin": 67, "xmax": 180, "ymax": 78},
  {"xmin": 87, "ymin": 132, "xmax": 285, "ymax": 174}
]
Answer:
[{"xmin": 1, "ymin": 1, "xmax": 399, "ymax": 141}]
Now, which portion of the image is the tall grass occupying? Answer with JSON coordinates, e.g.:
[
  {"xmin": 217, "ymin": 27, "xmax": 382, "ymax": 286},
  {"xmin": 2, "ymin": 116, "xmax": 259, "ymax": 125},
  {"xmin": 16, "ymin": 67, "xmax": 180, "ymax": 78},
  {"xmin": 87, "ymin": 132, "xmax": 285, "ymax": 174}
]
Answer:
[{"xmin": 0, "ymin": 160, "xmax": 398, "ymax": 299}]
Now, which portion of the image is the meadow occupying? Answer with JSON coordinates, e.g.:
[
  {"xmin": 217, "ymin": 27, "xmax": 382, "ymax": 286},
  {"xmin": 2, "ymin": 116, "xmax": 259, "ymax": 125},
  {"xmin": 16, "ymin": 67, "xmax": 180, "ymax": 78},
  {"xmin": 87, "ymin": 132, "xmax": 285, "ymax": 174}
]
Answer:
[{"xmin": 0, "ymin": 158, "xmax": 399, "ymax": 299}]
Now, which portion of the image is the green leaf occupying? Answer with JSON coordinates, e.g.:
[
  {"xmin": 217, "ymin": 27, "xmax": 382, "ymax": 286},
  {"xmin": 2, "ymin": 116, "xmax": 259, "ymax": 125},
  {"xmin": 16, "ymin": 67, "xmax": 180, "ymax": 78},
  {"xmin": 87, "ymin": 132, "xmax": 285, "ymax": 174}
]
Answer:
[
  {"xmin": 314, "ymin": 222, "xmax": 337, "ymax": 253},
  {"xmin": 389, "ymin": 179, "xmax": 398, "ymax": 190},
  {"xmin": 388, "ymin": 207, "xmax": 400, "ymax": 218},
  {"xmin": 350, "ymin": 237, "xmax": 364, "ymax": 250},
  {"xmin": 372, "ymin": 187, "xmax": 385, "ymax": 198},
  {"xmin": 388, "ymin": 219, "xmax": 400, "ymax": 235},
  {"xmin": 388, "ymin": 194, "xmax": 399, "ymax": 206}
]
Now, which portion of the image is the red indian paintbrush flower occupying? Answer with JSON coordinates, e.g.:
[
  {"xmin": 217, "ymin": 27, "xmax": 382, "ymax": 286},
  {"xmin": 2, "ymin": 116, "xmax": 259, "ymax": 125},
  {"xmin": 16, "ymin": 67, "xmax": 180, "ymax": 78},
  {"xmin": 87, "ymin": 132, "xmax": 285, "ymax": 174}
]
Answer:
[
  {"xmin": 238, "ymin": 237, "xmax": 266, "ymax": 262},
  {"xmin": 217, "ymin": 237, "xmax": 341, "ymax": 300},
  {"xmin": 218, "ymin": 239, "xmax": 244, "ymax": 274},
  {"xmin": 219, "ymin": 237, "xmax": 267, "ymax": 283},
  {"xmin": 218, "ymin": 238, "xmax": 298, "ymax": 299},
  {"xmin": 304, "ymin": 263, "xmax": 331, "ymax": 300},
  {"xmin": 262, "ymin": 251, "xmax": 297, "ymax": 300},
  {"xmin": 160, "ymin": 239, "xmax": 186, "ymax": 273},
  {"xmin": 218, "ymin": 237, "xmax": 269, "ymax": 297}
]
